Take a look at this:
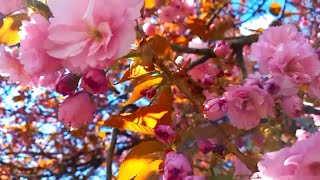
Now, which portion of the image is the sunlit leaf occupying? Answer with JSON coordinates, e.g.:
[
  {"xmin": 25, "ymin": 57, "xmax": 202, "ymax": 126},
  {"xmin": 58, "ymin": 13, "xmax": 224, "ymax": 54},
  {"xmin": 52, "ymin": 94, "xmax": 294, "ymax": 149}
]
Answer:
[
  {"xmin": 269, "ymin": 2, "xmax": 282, "ymax": 16},
  {"xmin": 144, "ymin": 0, "xmax": 156, "ymax": 9},
  {"xmin": 104, "ymin": 116, "xmax": 155, "ymax": 135},
  {"xmin": 118, "ymin": 141, "xmax": 165, "ymax": 180},
  {"xmin": 134, "ymin": 159, "xmax": 163, "ymax": 180},
  {"xmin": 0, "ymin": 14, "xmax": 28, "ymax": 45},
  {"xmin": 125, "ymin": 75, "xmax": 163, "ymax": 105}
]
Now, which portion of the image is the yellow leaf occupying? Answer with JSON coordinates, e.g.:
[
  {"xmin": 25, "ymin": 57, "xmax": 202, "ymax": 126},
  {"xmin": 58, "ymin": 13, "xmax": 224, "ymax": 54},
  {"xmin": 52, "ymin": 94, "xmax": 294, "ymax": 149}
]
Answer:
[
  {"xmin": 125, "ymin": 75, "xmax": 163, "ymax": 105},
  {"xmin": 118, "ymin": 141, "xmax": 165, "ymax": 180},
  {"xmin": 38, "ymin": 159, "xmax": 46, "ymax": 168},
  {"xmin": 104, "ymin": 117, "xmax": 155, "ymax": 135},
  {"xmin": 119, "ymin": 63, "xmax": 149, "ymax": 83},
  {"xmin": 0, "ymin": 14, "xmax": 28, "ymax": 45},
  {"xmin": 270, "ymin": 2, "xmax": 282, "ymax": 16},
  {"xmin": 145, "ymin": 0, "xmax": 156, "ymax": 9},
  {"xmin": 134, "ymin": 159, "xmax": 163, "ymax": 180}
]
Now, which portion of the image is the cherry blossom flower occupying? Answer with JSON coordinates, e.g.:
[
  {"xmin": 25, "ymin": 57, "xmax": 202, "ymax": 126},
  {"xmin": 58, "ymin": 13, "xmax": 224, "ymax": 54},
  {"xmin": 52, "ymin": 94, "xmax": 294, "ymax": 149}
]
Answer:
[
  {"xmin": 308, "ymin": 75, "xmax": 320, "ymax": 99},
  {"xmin": 20, "ymin": 14, "xmax": 61, "ymax": 77},
  {"xmin": 0, "ymin": 45, "xmax": 32, "ymax": 85},
  {"xmin": 46, "ymin": 0, "xmax": 143, "ymax": 72},
  {"xmin": 164, "ymin": 151, "xmax": 192, "ymax": 180},
  {"xmin": 257, "ymin": 131, "xmax": 320, "ymax": 179},
  {"xmin": 224, "ymin": 85, "xmax": 274, "ymax": 129},
  {"xmin": 280, "ymin": 95, "xmax": 303, "ymax": 118}
]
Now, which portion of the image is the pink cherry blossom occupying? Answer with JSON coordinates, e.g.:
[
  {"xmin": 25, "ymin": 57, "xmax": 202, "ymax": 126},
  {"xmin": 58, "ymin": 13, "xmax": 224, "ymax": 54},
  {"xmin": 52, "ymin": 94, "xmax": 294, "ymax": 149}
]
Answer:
[
  {"xmin": 158, "ymin": 0, "xmax": 193, "ymax": 23},
  {"xmin": 154, "ymin": 125, "xmax": 176, "ymax": 143},
  {"xmin": 250, "ymin": 24, "xmax": 320, "ymax": 83},
  {"xmin": 185, "ymin": 39, "xmax": 217, "ymax": 81},
  {"xmin": 158, "ymin": 6, "xmax": 177, "ymax": 23},
  {"xmin": 203, "ymin": 97, "xmax": 227, "ymax": 121},
  {"xmin": 308, "ymin": 75, "xmax": 320, "ymax": 98},
  {"xmin": 80, "ymin": 69, "xmax": 108, "ymax": 94},
  {"xmin": 0, "ymin": 0, "xmax": 24, "ymax": 15},
  {"xmin": 58, "ymin": 92, "xmax": 97, "ymax": 127},
  {"xmin": 164, "ymin": 151, "xmax": 192, "ymax": 180},
  {"xmin": 20, "ymin": 14, "xmax": 61, "ymax": 77},
  {"xmin": 0, "ymin": 45, "xmax": 32, "ymax": 85},
  {"xmin": 280, "ymin": 95, "xmax": 303, "ymax": 118},
  {"xmin": 268, "ymin": 42, "xmax": 320, "ymax": 84},
  {"xmin": 46, "ymin": 0, "xmax": 143, "ymax": 72},
  {"xmin": 224, "ymin": 85, "xmax": 274, "ymax": 129},
  {"xmin": 257, "ymin": 131, "xmax": 320, "ymax": 179},
  {"xmin": 39, "ymin": 71, "xmax": 61, "ymax": 88}
]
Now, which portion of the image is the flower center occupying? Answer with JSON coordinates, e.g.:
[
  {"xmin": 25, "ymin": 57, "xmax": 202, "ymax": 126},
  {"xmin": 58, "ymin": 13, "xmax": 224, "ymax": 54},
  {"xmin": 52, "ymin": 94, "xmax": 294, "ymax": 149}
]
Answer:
[{"xmin": 92, "ymin": 29, "xmax": 104, "ymax": 41}]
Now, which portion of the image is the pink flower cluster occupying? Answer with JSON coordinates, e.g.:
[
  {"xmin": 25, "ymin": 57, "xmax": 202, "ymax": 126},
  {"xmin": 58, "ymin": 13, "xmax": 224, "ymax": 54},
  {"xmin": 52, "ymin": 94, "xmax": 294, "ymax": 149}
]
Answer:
[
  {"xmin": 250, "ymin": 24, "xmax": 320, "ymax": 97},
  {"xmin": 256, "ymin": 131, "xmax": 320, "ymax": 179},
  {"xmin": 158, "ymin": 0, "xmax": 194, "ymax": 23},
  {"xmin": 0, "ymin": 0, "xmax": 142, "ymax": 127},
  {"xmin": 204, "ymin": 76, "xmax": 275, "ymax": 129}
]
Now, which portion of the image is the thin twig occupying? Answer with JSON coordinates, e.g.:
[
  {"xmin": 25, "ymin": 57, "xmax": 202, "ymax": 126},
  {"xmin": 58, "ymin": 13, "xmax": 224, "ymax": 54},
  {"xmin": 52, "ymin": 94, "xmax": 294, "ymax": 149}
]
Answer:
[{"xmin": 106, "ymin": 128, "xmax": 119, "ymax": 180}]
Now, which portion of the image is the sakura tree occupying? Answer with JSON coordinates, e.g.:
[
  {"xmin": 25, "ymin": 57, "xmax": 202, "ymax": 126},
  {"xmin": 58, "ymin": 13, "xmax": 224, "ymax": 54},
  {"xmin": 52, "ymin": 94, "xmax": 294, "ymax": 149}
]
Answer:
[{"xmin": 0, "ymin": 0, "xmax": 319, "ymax": 179}]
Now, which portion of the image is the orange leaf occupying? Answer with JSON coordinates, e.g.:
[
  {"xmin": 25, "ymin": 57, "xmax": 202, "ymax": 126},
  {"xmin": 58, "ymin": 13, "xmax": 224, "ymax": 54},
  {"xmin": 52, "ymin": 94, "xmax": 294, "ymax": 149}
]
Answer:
[
  {"xmin": 119, "ymin": 63, "xmax": 149, "ymax": 83},
  {"xmin": 144, "ymin": 0, "xmax": 156, "ymax": 9},
  {"xmin": 118, "ymin": 141, "xmax": 165, "ymax": 180},
  {"xmin": 186, "ymin": 18, "xmax": 207, "ymax": 39},
  {"xmin": 134, "ymin": 159, "xmax": 163, "ymax": 180},
  {"xmin": 104, "ymin": 116, "xmax": 155, "ymax": 135},
  {"xmin": 269, "ymin": 2, "xmax": 282, "ymax": 16},
  {"xmin": 0, "ymin": 14, "xmax": 29, "ymax": 45},
  {"xmin": 125, "ymin": 75, "xmax": 163, "ymax": 105}
]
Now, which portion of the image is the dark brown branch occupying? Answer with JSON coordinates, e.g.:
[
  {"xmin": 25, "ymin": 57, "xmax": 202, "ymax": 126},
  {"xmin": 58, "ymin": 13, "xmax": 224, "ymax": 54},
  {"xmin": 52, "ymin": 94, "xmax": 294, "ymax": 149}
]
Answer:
[{"xmin": 303, "ymin": 105, "xmax": 320, "ymax": 115}]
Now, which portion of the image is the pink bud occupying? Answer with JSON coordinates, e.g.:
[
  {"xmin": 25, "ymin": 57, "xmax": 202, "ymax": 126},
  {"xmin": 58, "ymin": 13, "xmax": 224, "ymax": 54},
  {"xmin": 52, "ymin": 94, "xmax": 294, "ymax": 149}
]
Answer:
[
  {"xmin": 263, "ymin": 78, "xmax": 280, "ymax": 95},
  {"xmin": 146, "ymin": 87, "xmax": 157, "ymax": 98},
  {"xmin": 202, "ymin": 74, "xmax": 215, "ymax": 87},
  {"xmin": 55, "ymin": 74, "xmax": 80, "ymax": 96},
  {"xmin": 280, "ymin": 95, "xmax": 303, "ymax": 118},
  {"xmin": 203, "ymin": 98, "xmax": 227, "ymax": 121},
  {"xmin": 216, "ymin": 69, "xmax": 224, "ymax": 77},
  {"xmin": 197, "ymin": 138, "xmax": 214, "ymax": 154},
  {"xmin": 164, "ymin": 152, "xmax": 192, "ymax": 180},
  {"xmin": 58, "ymin": 92, "xmax": 97, "ymax": 127},
  {"xmin": 154, "ymin": 125, "xmax": 176, "ymax": 143},
  {"xmin": 140, "ymin": 88, "xmax": 148, "ymax": 96},
  {"xmin": 213, "ymin": 41, "xmax": 231, "ymax": 57},
  {"xmin": 80, "ymin": 69, "xmax": 108, "ymax": 94}
]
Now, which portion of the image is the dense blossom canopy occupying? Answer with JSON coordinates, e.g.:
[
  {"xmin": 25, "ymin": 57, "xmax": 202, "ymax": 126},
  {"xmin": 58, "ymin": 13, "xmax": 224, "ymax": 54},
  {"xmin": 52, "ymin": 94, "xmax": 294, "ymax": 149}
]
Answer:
[{"xmin": 0, "ymin": 0, "xmax": 319, "ymax": 179}]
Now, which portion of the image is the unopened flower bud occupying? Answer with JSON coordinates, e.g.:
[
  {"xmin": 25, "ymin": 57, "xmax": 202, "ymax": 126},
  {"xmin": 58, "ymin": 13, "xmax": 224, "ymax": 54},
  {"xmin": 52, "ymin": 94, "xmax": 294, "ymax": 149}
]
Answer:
[
  {"xmin": 154, "ymin": 125, "xmax": 176, "ymax": 143},
  {"xmin": 55, "ymin": 74, "xmax": 80, "ymax": 96},
  {"xmin": 214, "ymin": 41, "xmax": 231, "ymax": 57}
]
